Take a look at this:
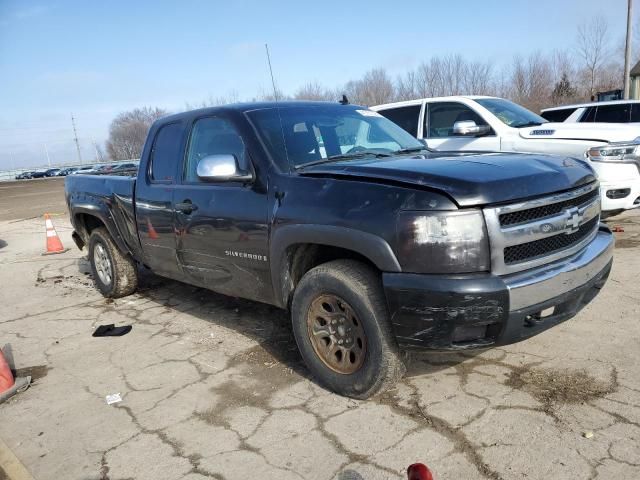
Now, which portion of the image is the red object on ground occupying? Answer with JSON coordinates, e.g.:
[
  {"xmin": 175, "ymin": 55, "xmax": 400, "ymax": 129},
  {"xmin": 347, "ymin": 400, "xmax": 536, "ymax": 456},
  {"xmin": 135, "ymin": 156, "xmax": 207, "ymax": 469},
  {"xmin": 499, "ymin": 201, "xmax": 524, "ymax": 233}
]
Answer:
[
  {"xmin": 611, "ymin": 225, "xmax": 624, "ymax": 233},
  {"xmin": 0, "ymin": 348, "xmax": 15, "ymax": 395},
  {"xmin": 407, "ymin": 463, "xmax": 434, "ymax": 480},
  {"xmin": 44, "ymin": 213, "xmax": 66, "ymax": 254}
]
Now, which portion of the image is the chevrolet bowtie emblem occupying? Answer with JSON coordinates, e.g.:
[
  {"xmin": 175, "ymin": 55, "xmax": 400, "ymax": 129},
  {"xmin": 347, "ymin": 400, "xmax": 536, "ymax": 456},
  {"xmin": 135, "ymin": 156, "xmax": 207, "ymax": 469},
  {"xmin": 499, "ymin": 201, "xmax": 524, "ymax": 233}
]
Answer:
[{"xmin": 565, "ymin": 207, "xmax": 583, "ymax": 233}]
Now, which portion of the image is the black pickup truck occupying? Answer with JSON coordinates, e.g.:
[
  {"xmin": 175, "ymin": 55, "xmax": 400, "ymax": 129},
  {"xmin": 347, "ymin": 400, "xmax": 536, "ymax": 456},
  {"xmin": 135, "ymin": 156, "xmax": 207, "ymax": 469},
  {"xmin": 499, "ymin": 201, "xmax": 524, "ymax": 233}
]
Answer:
[{"xmin": 66, "ymin": 101, "xmax": 614, "ymax": 398}]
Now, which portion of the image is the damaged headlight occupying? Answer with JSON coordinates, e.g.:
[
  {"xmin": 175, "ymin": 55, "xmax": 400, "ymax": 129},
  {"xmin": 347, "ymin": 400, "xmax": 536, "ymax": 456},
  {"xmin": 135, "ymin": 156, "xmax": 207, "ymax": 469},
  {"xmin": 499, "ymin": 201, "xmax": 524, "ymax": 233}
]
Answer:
[
  {"xmin": 587, "ymin": 138, "xmax": 640, "ymax": 163},
  {"xmin": 396, "ymin": 210, "xmax": 490, "ymax": 274}
]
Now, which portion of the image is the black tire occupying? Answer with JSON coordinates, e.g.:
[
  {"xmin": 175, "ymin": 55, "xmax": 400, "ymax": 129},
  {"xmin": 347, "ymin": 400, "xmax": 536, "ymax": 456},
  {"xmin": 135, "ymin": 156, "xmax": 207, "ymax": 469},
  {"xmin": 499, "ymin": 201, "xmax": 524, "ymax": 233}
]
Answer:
[
  {"xmin": 291, "ymin": 259, "xmax": 405, "ymax": 399},
  {"xmin": 88, "ymin": 227, "xmax": 138, "ymax": 298}
]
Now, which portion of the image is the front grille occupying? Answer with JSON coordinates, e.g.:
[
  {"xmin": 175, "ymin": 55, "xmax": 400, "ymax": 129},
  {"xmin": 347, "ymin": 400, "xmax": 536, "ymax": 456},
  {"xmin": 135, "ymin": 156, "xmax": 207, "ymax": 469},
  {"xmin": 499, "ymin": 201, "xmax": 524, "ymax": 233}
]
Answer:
[
  {"xmin": 499, "ymin": 187, "xmax": 599, "ymax": 226},
  {"xmin": 504, "ymin": 216, "xmax": 598, "ymax": 265}
]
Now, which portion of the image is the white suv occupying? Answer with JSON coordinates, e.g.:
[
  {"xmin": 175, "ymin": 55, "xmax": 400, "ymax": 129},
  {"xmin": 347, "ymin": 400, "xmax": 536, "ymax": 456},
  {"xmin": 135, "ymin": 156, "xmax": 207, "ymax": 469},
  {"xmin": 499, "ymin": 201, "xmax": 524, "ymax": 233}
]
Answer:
[
  {"xmin": 541, "ymin": 100, "xmax": 640, "ymax": 124},
  {"xmin": 372, "ymin": 96, "xmax": 640, "ymax": 216}
]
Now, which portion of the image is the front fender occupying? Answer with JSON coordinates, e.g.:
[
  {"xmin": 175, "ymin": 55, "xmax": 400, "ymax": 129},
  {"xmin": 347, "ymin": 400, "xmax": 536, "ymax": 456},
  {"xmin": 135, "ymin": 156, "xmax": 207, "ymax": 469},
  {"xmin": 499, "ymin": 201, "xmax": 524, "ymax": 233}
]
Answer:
[{"xmin": 270, "ymin": 224, "xmax": 401, "ymax": 307}]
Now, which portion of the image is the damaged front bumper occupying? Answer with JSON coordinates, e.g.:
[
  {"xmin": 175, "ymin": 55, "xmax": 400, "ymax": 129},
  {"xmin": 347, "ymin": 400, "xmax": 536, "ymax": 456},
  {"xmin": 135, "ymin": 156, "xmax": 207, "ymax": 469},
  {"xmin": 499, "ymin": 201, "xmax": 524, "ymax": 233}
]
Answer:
[{"xmin": 383, "ymin": 224, "xmax": 614, "ymax": 350}]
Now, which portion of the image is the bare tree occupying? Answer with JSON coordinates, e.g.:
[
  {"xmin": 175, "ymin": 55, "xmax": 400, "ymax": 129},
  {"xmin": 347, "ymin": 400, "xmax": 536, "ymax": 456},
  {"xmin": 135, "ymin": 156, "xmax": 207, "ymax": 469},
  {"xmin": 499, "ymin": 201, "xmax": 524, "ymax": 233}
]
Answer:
[
  {"xmin": 395, "ymin": 70, "xmax": 419, "ymax": 101},
  {"xmin": 106, "ymin": 107, "xmax": 168, "ymax": 161},
  {"xmin": 400, "ymin": 55, "xmax": 495, "ymax": 99},
  {"xmin": 576, "ymin": 17, "xmax": 610, "ymax": 97},
  {"xmin": 294, "ymin": 82, "xmax": 335, "ymax": 101},
  {"xmin": 507, "ymin": 52, "xmax": 554, "ymax": 112},
  {"xmin": 184, "ymin": 91, "xmax": 240, "ymax": 110},
  {"xmin": 343, "ymin": 68, "xmax": 395, "ymax": 106},
  {"xmin": 253, "ymin": 86, "xmax": 289, "ymax": 102},
  {"xmin": 462, "ymin": 59, "xmax": 495, "ymax": 95}
]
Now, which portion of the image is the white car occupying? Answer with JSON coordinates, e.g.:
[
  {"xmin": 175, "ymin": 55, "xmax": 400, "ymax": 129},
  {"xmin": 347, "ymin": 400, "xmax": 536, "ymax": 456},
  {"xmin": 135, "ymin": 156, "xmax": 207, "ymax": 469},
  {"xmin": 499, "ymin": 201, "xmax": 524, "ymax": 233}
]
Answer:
[
  {"xmin": 372, "ymin": 96, "xmax": 640, "ymax": 216},
  {"xmin": 541, "ymin": 100, "xmax": 640, "ymax": 124}
]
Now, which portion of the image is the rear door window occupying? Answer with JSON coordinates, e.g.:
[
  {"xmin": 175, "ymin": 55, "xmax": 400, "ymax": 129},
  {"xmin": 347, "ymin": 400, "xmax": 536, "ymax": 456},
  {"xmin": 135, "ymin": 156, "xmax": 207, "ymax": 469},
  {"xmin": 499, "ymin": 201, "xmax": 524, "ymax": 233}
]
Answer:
[
  {"xmin": 377, "ymin": 105, "xmax": 421, "ymax": 136},
  {"xmin": 580, "ymin": 107, "xmax": 597, "ymax": 122},
  {"xmin": 631, "ymin": 104, "xmax": 640, "ymax": 122},
  {"xmin": 540, "ymin": 108, "xmax": 575, "ymax": 122},
  {"xmin": 593, "ymin": 104, "xmax": 631, "ymax": 123},
  {"xmin": 149, "ymin": 123, "xmax": 184, "ymax": 182}
]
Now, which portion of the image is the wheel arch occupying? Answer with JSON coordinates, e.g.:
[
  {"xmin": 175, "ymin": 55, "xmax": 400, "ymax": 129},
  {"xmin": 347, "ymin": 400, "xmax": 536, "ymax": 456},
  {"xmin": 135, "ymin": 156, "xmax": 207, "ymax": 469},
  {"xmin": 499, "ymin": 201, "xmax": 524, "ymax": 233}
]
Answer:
[
  {"xmin": 72, "ymin": 206, "xmax": 130, "ymax": 256},
  {"xmin": 270, "ymin": 224, "xmax": 401, "ymax": 309}
]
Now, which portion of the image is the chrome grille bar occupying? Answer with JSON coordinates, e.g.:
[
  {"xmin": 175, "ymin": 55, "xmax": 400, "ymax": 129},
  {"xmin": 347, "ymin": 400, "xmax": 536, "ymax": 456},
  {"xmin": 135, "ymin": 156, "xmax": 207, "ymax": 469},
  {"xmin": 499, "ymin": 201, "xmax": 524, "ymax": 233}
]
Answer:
[{"xmin": 483, "ymin": 182, "xmax": 601, "ymax": 275}]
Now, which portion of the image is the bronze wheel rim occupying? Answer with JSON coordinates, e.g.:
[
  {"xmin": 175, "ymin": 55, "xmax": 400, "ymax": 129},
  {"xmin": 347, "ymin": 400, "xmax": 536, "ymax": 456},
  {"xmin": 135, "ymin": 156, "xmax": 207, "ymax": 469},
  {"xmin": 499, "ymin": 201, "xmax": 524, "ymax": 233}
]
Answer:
[{"xmin": 306, "ymin": 294, "xmax": 367, "ymax": 375}]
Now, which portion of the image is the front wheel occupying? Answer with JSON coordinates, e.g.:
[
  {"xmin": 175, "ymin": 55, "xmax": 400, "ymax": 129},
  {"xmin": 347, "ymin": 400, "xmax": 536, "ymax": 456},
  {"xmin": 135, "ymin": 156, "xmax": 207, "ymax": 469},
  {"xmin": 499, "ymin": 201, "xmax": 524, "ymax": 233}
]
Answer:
[
  {"xmin": 291, "ymin": 260, "xmax": 405, "ymax": 399},
  {"xmin": 88, "ymin": 227, "xmax": 138, "ymax": 298}
]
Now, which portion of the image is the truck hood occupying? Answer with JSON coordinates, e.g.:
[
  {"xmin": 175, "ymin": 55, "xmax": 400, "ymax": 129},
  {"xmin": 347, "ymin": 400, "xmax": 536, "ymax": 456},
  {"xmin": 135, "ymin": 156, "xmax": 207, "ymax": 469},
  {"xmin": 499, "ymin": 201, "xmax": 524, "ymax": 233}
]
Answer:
[
  {"xmin": 298, "ymin": 152, "xmax": 596, "ymax": 207},
  {"xmin": 518, "ymin": 122, "xmax": 639, "ymax": 143}
]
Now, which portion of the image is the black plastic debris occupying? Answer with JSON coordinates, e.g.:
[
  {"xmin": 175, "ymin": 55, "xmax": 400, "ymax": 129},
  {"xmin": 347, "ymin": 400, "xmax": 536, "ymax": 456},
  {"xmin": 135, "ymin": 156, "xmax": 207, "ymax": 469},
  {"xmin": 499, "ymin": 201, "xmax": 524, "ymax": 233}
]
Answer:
[{"xmin": 92, "ymin": 324, "xmax": 132, "ymax": 337}]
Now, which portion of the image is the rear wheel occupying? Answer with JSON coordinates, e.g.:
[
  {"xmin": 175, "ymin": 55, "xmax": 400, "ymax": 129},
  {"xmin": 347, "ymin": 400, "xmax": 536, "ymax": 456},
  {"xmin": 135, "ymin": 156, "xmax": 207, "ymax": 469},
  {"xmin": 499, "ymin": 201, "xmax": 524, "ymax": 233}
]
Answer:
[
  {"xmin": 88, "ymin": 227, "xmax": 138, "ymax": 298},
  {"xmin": 291, "ymin": 260, "xmax": 405, "ymax": 399}
]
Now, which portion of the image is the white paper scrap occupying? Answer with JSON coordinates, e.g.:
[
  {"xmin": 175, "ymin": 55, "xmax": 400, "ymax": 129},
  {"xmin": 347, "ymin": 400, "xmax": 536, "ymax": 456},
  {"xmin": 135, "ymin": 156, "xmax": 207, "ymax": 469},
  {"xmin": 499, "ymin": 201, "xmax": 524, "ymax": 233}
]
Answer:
[{"xmin": 106, "ymin": 393, "xmax": 122, "ymax": 405}]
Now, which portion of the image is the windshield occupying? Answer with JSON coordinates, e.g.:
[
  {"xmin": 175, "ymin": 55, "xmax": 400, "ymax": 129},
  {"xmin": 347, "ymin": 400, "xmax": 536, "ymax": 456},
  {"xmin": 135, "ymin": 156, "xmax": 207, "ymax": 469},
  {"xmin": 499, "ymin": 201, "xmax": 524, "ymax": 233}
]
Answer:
[
  {"xmin": 246, "ymin": 104, "xmax": 425, "ymax": 169},
  {"xmin": 475, "ymin": 98, "xmax": 548, "ymax": 128}
]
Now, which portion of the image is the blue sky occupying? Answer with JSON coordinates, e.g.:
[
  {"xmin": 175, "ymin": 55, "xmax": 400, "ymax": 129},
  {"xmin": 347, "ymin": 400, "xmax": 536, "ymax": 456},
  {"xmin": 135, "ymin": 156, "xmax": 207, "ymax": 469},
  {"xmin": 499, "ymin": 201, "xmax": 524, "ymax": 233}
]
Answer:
[{"xmin": 0, "ymin": 0, "xmax": 632, "ymax": 169}]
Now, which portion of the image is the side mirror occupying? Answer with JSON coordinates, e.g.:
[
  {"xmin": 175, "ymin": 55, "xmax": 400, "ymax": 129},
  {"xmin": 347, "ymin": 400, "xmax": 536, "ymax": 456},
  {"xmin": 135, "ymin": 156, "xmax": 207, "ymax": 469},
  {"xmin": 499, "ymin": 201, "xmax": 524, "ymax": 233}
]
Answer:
[
  {"xmin": 452, "ymin": 120, "xmax": 491, "ymax": 136},
  {"xmin": 196, "ymin": 154, "xmax": 253, "ymax": 183}
]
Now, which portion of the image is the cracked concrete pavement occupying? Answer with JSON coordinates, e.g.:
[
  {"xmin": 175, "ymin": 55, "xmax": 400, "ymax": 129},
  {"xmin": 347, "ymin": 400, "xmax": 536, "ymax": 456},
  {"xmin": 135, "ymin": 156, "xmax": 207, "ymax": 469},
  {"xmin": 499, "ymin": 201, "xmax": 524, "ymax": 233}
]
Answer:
[{"xmin": 1, "ymin": 179, "xmax": 640, "ymax": 479}]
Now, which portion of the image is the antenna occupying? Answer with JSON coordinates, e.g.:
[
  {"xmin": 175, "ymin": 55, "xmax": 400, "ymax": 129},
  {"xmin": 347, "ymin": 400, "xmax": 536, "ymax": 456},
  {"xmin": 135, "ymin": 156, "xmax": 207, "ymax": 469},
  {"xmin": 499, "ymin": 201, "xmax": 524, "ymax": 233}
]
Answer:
[
  {"xmin": 265, "ymin": 43, "xmax": 279, "ymax": 101},
  {"xmin": 71, "ymin": 113, "xmax": 83, "ymax": 164}
]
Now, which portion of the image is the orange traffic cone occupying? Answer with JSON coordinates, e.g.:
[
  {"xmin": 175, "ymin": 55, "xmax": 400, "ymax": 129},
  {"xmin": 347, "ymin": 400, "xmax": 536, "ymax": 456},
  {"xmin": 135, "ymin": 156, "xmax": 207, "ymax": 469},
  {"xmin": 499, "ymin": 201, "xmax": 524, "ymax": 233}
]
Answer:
[
  {"xmin": 0, "ymin": 346, "xmax": 31, "ymax": 404},
  {"xmin": 0, "ymin": 348, "xmax": 14, "ymax": 394},
  {"xmin": 146, "ymin": 217, "xmax": 159, "ymax": 240},
  {"xmin": 43, "ymin": 213, "xmax": 68, "ymax": 255}
]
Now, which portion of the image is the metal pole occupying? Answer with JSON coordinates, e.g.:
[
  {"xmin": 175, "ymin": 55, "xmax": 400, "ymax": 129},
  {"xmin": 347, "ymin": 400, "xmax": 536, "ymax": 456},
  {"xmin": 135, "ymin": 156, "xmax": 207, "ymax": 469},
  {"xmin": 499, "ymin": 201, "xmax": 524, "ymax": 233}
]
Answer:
[
  {"xmin": 71, "ymin": 113, "xmax": 83, "ymax": 164},
  {"xmin": 91, "ymin": 138, "xmax": 100, "ymax": 162},
  {"xmin": 624, "ymin": 0, "xmax": 633, "ymax": 99},
  {"xmin": 44, "ymin": 144, "xmax": 51, "ymax": 167}
]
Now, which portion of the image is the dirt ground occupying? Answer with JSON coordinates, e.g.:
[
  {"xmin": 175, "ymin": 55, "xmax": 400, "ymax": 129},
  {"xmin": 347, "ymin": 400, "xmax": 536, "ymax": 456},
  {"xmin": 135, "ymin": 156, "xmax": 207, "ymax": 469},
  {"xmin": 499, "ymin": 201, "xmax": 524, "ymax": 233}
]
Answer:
[{"xmin": 1, "ymin": 178, "xmax": 639, "ymax": 480}]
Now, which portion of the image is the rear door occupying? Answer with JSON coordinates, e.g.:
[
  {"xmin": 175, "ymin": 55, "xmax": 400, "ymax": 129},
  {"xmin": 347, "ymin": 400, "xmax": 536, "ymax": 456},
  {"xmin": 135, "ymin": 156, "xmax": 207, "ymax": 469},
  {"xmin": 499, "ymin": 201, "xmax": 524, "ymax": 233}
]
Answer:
[
  {"xmin": 135, "ymin": 121, "xmax": 186, "ymax": 280},
  {"xmin": 424, "ymin": 101, "xmax": 500, "ymax": 151},
  {"xmin": 172, "ymin": 114, "xmax": 272, "ymax": 303}
]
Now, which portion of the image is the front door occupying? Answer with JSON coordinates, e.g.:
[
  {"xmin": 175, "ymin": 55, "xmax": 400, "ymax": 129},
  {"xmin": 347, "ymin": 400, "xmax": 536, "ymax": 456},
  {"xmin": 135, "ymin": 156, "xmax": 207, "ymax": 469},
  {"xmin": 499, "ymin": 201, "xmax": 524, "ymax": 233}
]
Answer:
[
  {"xmin": 424, "ymin": 101, "xmax": 501, "ymax": 152},
  {"xmin": 172, "ymin": 115, "xmax": 272, "ymax": 303}
]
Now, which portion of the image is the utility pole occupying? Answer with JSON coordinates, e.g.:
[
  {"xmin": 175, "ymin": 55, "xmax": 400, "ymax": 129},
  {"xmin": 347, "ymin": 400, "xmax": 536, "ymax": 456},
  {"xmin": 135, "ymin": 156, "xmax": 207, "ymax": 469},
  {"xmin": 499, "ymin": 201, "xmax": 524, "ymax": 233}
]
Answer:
[
  {"xmin": 71, "ymin": 113, "xmax": 83, "ymax": 164},
  {"xmin": 91, "ymin": 138, "xmax": 100, "ymax": 163},
  {"xmin": 44, "ymin": 144, "xmax": 51, "ymax": 167},
  {"xmin": 624, "ymin": 0, "xmax": 633, "ymax": 99}
]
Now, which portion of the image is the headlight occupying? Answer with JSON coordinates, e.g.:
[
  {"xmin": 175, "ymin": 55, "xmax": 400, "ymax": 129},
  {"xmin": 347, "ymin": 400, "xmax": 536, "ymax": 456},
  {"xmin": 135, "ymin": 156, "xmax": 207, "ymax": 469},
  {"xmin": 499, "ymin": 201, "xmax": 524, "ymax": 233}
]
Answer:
[
  {"xmin": 587, "ymin": 138, "xmax": 640, "ymax": 163},
  {"xmin": 396, "ymin": 210, "xmax": 490, "ymax": 274}
]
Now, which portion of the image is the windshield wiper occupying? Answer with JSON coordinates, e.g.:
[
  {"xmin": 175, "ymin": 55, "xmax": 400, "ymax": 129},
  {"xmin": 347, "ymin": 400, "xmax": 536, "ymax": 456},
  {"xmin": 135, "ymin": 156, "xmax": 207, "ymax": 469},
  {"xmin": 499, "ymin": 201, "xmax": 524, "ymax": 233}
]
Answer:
[
  {"xmin": 296, "ymin": 150, "xmax": 392, "ymax": 169},
  {"xmin": 393, "ymin": 146, "xmax": 430, "ymax": 154},
  {"xmin": 512, "ymin": 121, "xmax": 546, "ymax": 128}
]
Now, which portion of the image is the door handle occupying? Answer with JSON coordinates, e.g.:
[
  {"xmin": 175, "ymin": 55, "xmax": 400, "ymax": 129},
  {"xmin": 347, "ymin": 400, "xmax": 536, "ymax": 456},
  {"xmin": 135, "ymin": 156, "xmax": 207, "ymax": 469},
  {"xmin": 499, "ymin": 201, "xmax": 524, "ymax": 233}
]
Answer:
[{"xmin": 175, "ymin": 200, "xmax": 198, "ymax": 214}]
